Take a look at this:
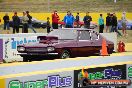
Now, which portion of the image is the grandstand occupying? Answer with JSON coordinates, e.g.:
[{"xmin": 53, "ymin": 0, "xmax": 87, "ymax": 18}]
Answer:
[{"xmin": 0, "ymin": 0, "xmax": 132, "ymax": 12}]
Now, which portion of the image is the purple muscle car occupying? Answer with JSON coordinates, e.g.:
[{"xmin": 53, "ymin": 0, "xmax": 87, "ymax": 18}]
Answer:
[{"xmin": 17, "ymin": 29, "xmax": 114, "ymax": 61}]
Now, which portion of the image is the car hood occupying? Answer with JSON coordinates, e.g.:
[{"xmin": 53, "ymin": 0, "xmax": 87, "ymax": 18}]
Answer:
[{"xmin": 18, "ymin": 36, "xmax": 75, "ymax": 48}]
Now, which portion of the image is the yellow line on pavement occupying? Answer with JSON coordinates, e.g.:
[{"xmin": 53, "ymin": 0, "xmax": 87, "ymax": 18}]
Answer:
[{"xmin": 0, "ymin": 61, "xmax": 131, "ymax": 79}]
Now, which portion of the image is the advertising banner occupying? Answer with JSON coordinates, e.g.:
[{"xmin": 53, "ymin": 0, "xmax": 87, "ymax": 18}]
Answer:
[
  {"xmin": 6, "ymin": 71, "xmax": 74, "ymax": 88},
  {"xmin": 74, "ymin": 64, "xmax": 131, "ymax": 88},
  {"xmin": 0, "ymin": 33, "xmax": 47, "ymax": 62}
]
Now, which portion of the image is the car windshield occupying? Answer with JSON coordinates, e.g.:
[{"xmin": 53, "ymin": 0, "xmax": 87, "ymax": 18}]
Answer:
[{"xmin": 48, "ymin": 29, "xmax": 78, "ymax": 40}]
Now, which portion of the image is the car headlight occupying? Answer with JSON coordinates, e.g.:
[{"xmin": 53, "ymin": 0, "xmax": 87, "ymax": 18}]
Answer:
[
  {"xmin": 47, "ymin": 47, "xmax": 55, "ymax": 52},
  {"xmin": 17, "ymin": 47, "xmax": 25, "ymax": 51}
]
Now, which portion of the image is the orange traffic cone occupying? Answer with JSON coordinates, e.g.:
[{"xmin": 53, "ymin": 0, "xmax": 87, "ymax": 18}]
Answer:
[{"xmin": 101, "ymin": 38, "xmax": 109, "ymax": 56}]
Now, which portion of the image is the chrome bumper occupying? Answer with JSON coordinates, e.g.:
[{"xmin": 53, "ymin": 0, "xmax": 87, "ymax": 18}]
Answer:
[{"xmin": 17, "ymin": 53, "xmax": 58, "ymax": 55}]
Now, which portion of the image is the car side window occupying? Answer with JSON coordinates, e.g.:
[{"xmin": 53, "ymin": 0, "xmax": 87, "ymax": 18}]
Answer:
[
  {"xmin": 91, "ymin": 32, "xmax": 99, "ymax": 40},
  {"xmin": 79, "ymin": 31, "xmax": 91, "ymax": 40}
]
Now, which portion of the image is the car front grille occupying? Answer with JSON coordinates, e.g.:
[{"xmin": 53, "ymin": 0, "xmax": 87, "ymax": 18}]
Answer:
[{"xmin": 26, "ymin": 47, "xmax": 47, "ymax": 52}]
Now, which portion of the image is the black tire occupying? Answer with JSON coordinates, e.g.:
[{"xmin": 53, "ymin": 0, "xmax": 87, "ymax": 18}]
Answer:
[{"xmin": 60, "ymin": 50, "xmax": 70, "ymax": 59}]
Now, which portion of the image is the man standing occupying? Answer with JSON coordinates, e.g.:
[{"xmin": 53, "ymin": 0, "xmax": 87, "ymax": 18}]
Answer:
[
  {"xmin": 64, "ymin": 11, "xmax": 75, "ymax": 28},
  {"xmin": 75, "ymin": 12, "xmax": 80, "ymax": 28},
  {"xmin": 22, "ymin": 11, "xmax": 29, "ymax": 33},
  {"xmin": 83, "ymin": 12, "xmax": 92, "ymax": 29},
  {"xmin": 111, "ymin": 13, "xmax": 122, "ymax": 36},
  {"xmin": 46, "ymin": 17, "xmax": 51, "ymax": 33},
  {"xmin": 26, "ymin": 11, "xmax": 36, "ymax": 33},
  {"xmin": 106, "ymin": 13, "xmax": 112, "ymax": 32},
  {"xmin": 3, "ymin": 13, "xmax": 10, "ymax": 33},
  {"xmin": 98, "ymin": 14, "xmax": 104, "ymax": 33},
  {"xmin": 12, "ymin": 12, "xmax": 20, "ymax": 34},
  {"xmin": 52, "ymin": 10, "xmax": 60, "ymax": 29}
]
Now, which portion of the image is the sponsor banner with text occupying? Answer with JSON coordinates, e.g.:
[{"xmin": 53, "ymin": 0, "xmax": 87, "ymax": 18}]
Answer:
[
  {"xmin": 6, "ymin": 71, "xmax": 74, "ymax": 88},
  {"xmin": 0, "ymin": 33, "xmax": 46, "ymax": 62},
  {"xmin": 74, "ymin": 64, "xmax": 132, "ymax": 88}
]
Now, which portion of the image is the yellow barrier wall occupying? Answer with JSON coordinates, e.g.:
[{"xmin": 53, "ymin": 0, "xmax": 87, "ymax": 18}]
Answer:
[{"xmin": 0, "ymin": 12, "xmax": 132, "ymax": 24}]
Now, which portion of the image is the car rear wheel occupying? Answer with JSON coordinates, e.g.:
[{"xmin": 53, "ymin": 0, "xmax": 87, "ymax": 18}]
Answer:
[{"xmin": 60, "ymin": 50, "xmax": 70, "ymax": 59}]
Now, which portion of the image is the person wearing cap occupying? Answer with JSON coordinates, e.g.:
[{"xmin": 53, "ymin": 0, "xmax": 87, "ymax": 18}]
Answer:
[
  {"xmin": 3, "ymin": 13, "xmax": 10, "ymax": 33},
  {"xmin": 12, "ymin": 12, "xmax": 20, "ymax": 34},
  {"xmin": 26, "ymin": 11, "xmax": 36, "ymax": 33},
  {"xmin": 64, "ymin": 11, "xmax": 75, "ymax": 28},
  {"xmin": 52, "ymin": 10, "xmax": 60, "ymax": 29},
  {"xmin": 98, "ymin": 14, "xmax": 104, "ymax": 33},
  {"xmin": 22, "ymin": 11, "xmax": 29, "ymax": 33},
  {"xmin": 83, "ymin": 12, "xmax": 92, "ymax": 29}
]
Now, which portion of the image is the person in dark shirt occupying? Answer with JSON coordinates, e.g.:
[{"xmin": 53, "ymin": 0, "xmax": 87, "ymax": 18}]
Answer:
[
  {"xmin": 106, "ymin": 13, "xmax": 112, "ymax": 32},
  {"xmin": 26, "ymin": 11, "xmax": 36, "ymax": 33},
  {"xmin": 3, "ymin": 13, "xmax": 10, "ymax": 33},
  {"xmin": 75, "ymin": 12, "xmax": 80, "ymax": 28},
  {"xmin": 111, "ymin": 13, "xmax": 122, "ymax": 36},
  {"xmin": 47, "ymin": 17, "xmax": 51, "ymax": 33},
  {"xmin": 83, "ymin": 12, "xmax": 92, "ymax": 29},
  {"xmin": 12, "ymin": 12, "xmax": 20, "ymax": 34}
]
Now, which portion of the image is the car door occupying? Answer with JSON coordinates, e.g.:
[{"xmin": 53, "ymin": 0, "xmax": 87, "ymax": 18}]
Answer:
[{"xmin": 77, "ymin": 30, "xmax": 95, "ymax": 56}]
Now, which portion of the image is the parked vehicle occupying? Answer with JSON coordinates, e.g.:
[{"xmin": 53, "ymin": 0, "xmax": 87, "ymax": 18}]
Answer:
[
  {"xmin": 17, "ymin": 29, "xmax": 114, "ymax": 61},
  {"xmin": 117, "ymin": 20, "xmax": 132, "ymax": 30},
  {"xmin": 58, "ymin": 18, "xmax": 97, "ymax": 29},
  {"xmin": 9, "ymin": 17, "xmax": 47, "ymax": 28}
]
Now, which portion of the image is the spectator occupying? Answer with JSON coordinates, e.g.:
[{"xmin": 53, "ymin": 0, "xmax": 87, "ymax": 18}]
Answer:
[
  {"xmin": 22, "ymin": 11, "xmax": 29, "ymax": 33},
  {"xmin": 52, "ymin": 10, "xmax": 60, "ymax": 29},
  {"xmin": 83, "ymin": 12, "xmax": 92, "ymax": 29},
  {"xmin": 46, "ymin": 17, "xmax": 51, "ymax": 33},
  {"xmin": 75, "ymin": 12, "xmax": 80, "ymax": 28},
  {"xmin": 12, "ymin": 12, "xmax": 20, "ymax": 34},
  {"xmin": 110, "ymin": 14, "xmax": 115, "ymax": 32},
  {"xmin": 121, "ymin": 12, "xmax": 127, "ymax": 36},
  {"xmin": 106, "ymin": 13, "xmax": 112, "ymax": 32},
  {"xmin": 98, "ymin": 14, "xmax": 104, "ymax": 33},
  {"xmin": 64, "ymin": 11, "xmax": 75, "ymax": 28},
  {"xmin": 26, "ymin": 11, "xmax": 37, "ymax": 33},
  {"xmin": 111, "ymin": 13, "xmax": 122, "ymax": 36},
  {"xmin": 3, "ymin": 13, "xmax": 10, "ymax": 33}
]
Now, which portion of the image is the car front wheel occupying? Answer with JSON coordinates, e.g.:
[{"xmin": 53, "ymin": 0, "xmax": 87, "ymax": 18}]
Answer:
[{"xmin": 60, "ymin": 50, "xmax": 70, "ymax": 59}]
